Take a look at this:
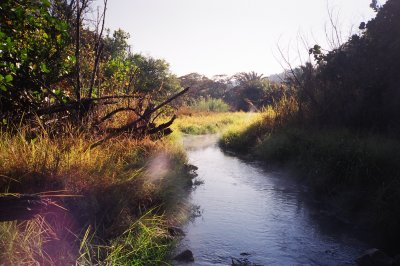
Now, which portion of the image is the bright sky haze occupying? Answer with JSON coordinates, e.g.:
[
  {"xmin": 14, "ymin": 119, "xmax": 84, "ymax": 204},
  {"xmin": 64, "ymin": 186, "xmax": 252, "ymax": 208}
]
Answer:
[{"xmin": 95, "ymin": 0, "xmax": 384, "ymax": 77}]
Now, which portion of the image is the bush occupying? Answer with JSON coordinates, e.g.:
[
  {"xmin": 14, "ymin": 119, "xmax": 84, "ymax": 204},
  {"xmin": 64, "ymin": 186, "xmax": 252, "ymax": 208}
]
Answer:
[{"xmin": 189, "ymin": 98, "xmax": 230, "ymax": 112}]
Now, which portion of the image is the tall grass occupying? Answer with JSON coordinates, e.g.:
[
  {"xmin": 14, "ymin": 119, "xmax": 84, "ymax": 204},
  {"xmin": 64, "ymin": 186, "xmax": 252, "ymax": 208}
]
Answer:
[
  {"xmin": 0, "ymin": 217, "xmax": 60, "ymax": 265},
  {"xmin": 220, "ymin": 107, "xmax": 275, "ymax": 152},
  {"xmin": 173, "ymin": 112, "xmax": 257, "ymax": 135},
  {"xmin": 77, "ymin": 211, "xmax": 171, "ymax": 266},
  {"xmin": 188, "ymin": 98, "xmax": 230, "ymax": 112},
  {"xmin": 0, "ymin": 124, "xmax": 191, "ymax": 264}
]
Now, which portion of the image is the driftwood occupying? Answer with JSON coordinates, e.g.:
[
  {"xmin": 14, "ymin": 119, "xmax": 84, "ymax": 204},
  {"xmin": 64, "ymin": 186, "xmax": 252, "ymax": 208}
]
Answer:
[
  {"xmin": 0, "ymin": 195, "xmax": 48, "ymax": 222},
  {"xmin": 89, "ymin": 87, "xmax": 189, "ymax": 148}
]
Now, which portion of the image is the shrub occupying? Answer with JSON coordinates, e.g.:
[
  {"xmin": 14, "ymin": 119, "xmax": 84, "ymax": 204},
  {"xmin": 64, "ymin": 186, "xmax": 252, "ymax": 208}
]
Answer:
[{"xmin": 189, "ymin": 98, "xmax": 230, "ymax": 112}]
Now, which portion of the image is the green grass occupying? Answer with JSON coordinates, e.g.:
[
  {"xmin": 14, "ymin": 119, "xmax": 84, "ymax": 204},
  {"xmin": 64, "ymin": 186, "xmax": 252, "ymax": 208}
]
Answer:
[
  {"xmin": 188, "ymin": 98, "xmax": 230, "ymax": 112},
  {"xmin": 220, "ymin": 108, "xmax": 275, "ymax": 152},
  {"xmin": 78, "ymin": 211, "xmax": 172, "ymax": 266},
  {"xmin": 173, "ymin": 112, "xmax": 259, "ymax": 135}
]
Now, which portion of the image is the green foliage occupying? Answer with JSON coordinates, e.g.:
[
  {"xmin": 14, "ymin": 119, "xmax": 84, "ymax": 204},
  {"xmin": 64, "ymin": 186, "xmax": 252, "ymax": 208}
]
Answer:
[
  {"xmin": 189, "ymin": 97, "xmax": 230, "ymax": 112},
  {"xmin": 179, "ymin": 73, "xmax": 231, "ymax": 101},
  {"xmin": 132, "ymin": 54, "xmax": 182, "ymax": 101},
  {"xmin": 0, "ymin": 1, "xmax": 190, "ymax": 264},
  {"xmin": 0, "ymin": 0, "xmax": 71, "ymax": 119},
  {"xmin": 179, "ymin": 72, "xmax": 289, "ymax": 111},
  {"xmin": 295, "ymin": 0, "xmax": 400, "ymax": 134},
  {"xmin": 103, "ymin": 29, "xmax": 131, "ymax": 59},
  {"xmin": 0, "ymin": 1, "xmax": 183, "ymax": 125}
]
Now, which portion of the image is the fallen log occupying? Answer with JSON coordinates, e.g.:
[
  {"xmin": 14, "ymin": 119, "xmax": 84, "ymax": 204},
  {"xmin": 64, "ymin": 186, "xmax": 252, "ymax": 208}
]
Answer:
[{"xmin": 89, "ymin": 87, "xmax": 189, "ymax": 148}]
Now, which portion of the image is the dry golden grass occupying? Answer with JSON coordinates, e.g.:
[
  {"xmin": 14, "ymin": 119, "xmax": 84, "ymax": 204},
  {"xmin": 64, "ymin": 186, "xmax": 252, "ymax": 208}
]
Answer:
[
  {"xmin": 172, "ymin": 111, "xmax": 258, "ymax": 135},
  {"xmin": 0, "ymin": 124, "xmax": 189, "ymax": 264}
]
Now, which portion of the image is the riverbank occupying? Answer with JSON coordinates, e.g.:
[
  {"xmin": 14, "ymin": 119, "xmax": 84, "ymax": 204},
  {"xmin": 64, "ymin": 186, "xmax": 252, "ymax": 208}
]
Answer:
[
  {"xmin": 220, "ymin": 115, "xmax": 400, "ymax": 254},
  {"xmin": 0, "ymin": 126, "xmax": 194, "ymax": 264},
  {"xmin": 0, "ymin": 112, "xmax": 257, "ymax": 264}
]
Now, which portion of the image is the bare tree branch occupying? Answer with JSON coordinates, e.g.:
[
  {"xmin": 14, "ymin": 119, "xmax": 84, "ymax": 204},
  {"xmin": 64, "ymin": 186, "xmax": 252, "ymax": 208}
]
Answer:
[
  {"xmin": 89, "ymin": 87, "xmax": 189, "ymax": 149},
  {"xmin": 88, "ymin": 0, "xmax": 107, "ymax": 98}
]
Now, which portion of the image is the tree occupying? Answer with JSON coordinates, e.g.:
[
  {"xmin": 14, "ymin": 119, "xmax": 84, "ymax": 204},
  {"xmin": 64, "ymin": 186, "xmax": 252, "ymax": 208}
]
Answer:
[
  {"xmin": 0, "ymin": 0, "xmax": 73, "ymax": 123},
  {"xmin": 131, "ymin": 54, "xmax": 181, "ymax": 101},
  {"xmin": 231, "ymin": 72, "xmax": 268, "ymax": 111},
  {"xmin": 295, "ymin": 0, "xmax": 400, "ymax": 133}
]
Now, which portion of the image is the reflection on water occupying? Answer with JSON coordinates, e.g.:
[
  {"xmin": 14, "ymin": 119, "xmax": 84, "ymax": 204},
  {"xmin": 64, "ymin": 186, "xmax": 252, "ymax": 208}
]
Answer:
[{"xmin": 176, "ymin": 135, "xmax": 368, "ymax": 266}]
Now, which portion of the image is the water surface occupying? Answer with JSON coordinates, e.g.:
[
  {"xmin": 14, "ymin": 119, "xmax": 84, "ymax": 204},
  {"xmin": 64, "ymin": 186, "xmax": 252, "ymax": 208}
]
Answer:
[{"xmin": 176, "ymin": 134, "xmax": 368, "ymax": 265}]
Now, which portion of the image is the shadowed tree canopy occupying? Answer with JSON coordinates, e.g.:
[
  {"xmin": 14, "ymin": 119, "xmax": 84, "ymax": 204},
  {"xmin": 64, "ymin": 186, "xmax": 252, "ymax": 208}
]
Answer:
[{"xmin": 296, "ymin": 0, "xmax": 400, "ymax": 134}]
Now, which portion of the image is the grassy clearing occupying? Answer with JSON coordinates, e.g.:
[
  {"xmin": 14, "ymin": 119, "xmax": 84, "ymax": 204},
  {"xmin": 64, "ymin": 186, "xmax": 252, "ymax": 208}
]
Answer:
[
  {"xmin": 0, "ymin": 125, "xmax": 192, "ymax": 264},
  {"xmin": 173, "ymin": 112, "xmax": 258, "ymax": 135}
]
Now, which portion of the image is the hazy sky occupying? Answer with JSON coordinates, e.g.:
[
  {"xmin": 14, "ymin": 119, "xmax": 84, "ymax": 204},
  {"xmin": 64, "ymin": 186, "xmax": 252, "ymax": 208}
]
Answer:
[{"xmin": 93, "ymin": 0, "xmax": 384, "ymax": 77}]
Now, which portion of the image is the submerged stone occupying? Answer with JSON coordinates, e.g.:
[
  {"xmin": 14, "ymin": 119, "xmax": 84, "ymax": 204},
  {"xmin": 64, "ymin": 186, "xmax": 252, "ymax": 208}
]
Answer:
[
  {"xmin": 167, "ymin": 226, "xmax": 185, "ymax": 237},
  {"xmin": 173, "ymin": 249, "xmax": 194, "ymax": 262},
  {"xmin": 356, "ymin": 248, "xmax": 393, "ymax": 266}
]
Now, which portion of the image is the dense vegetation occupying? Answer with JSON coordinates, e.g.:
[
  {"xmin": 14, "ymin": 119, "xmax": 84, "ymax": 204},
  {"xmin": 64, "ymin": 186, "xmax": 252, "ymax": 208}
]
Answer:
[
  {"xmin": 221, "ymin": 0, "xmax": 400, "ymax": 253},
  {"xmin": 179, "ymin": 71, "xmax": 290, "ymax": 111},
  {"xmin": 0, "ymin": 0, "xmax": 191, "ymax": 264},
  {"xmin": 0, "ymin": 1, "xmax": 266, "ymax": 264},
  {"xmin": 2, "ymin": 0, "xmax": 399, "ymax": 263}
]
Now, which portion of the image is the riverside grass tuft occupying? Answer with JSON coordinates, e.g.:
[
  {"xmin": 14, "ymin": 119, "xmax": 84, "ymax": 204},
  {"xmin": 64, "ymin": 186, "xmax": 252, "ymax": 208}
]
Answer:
[
  {"xmin": 78, "ymin": 211, "xmax": 172, "ymax": 266},
  {"xmin": 0, "ymin": 125, "xmax": 192, "ymax": 265},
  {"xmin": 220, "ymin": 108, "xmax": 275, "ymax": 152}
]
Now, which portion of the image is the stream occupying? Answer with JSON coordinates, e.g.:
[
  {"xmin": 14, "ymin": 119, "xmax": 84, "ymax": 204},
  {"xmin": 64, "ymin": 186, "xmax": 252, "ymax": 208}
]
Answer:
[{"xmin": 175, "ymin": 134, "xmax": 369, "ymax": 265}]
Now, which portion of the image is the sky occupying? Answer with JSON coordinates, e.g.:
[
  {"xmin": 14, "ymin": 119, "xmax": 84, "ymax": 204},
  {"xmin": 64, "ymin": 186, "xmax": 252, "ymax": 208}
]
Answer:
[{"xmin": 92, "ymin": 0, "xmax": 385, "ymax": 77}]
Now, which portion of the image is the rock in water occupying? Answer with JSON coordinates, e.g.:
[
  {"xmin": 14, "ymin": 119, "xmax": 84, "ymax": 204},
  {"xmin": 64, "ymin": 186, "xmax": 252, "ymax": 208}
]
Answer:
[
  {"xmin": 173, "ymin": 249, "xmax": 194, "ymax": 262},
  {"xmin": 356, "ymin": 248, "xmax": 393, "ymax": 266},
  {"xmin": 167, "ymin": 226, "xmax": 185, "ymax": 237},
  {"xmin": 231, "ymin": 257, "xmax": 252, "ymax": 265}
]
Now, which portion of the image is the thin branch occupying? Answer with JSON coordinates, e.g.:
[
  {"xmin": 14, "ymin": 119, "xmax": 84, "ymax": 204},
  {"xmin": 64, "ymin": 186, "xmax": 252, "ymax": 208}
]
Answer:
[
  {"xmin": 88, "ymin": 0, "xmax": 107, "ymax": 98},
  {"xmin": 95, "ymin": 107, "xmax": 136, "ymax": 126},
  {"xmin": 147, "ymin": 115, "xmax": 176, "ymax": 135}
]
